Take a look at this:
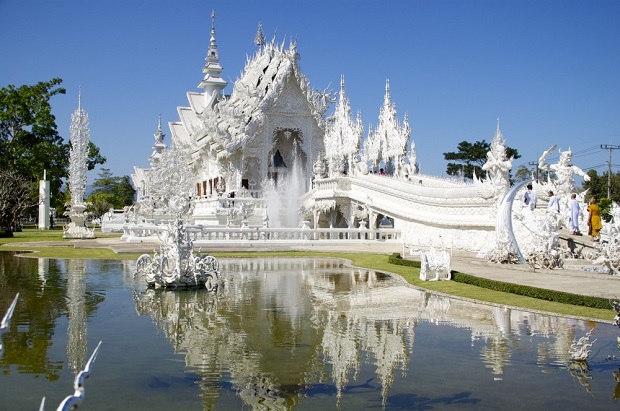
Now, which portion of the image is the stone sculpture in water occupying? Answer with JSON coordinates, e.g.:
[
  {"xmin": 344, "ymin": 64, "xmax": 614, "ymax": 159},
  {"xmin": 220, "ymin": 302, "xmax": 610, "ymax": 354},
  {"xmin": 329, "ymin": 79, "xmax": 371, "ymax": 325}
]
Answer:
[{"xmin": 134, "ymin": 196, "xmax": 220, "ymax": 290}]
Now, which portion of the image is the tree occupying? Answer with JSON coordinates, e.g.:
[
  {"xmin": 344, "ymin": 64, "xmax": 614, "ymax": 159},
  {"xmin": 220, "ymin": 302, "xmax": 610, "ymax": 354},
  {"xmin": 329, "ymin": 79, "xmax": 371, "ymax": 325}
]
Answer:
[
  {"xmin": 580, "ymin": 169, "xmax": 620, "ymax": 222},
  {"xmin": 0, "ymin": 169, "xmax": 38, "ymax": 235},
  {"xmin": 0, "ymin": 78, "xmax": 106, "ymax": 227},
  {"xmin": 1, "ymin": 79, "xmax": 67, "ymax": 198},
  {"xmin": 86, "ymin": 168, "xmax": 135, "ymax": 218},
  {"xmin": 443, "ymin": 140, "xmax": 520, "ymax": 180}
]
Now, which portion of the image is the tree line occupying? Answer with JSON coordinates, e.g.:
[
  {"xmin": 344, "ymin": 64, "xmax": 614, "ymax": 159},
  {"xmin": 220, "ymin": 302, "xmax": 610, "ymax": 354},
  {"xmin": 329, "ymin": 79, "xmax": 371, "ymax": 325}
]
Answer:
[{"xmin": 0, "ymin": 78, "xmax": 134, "ymax": 235}]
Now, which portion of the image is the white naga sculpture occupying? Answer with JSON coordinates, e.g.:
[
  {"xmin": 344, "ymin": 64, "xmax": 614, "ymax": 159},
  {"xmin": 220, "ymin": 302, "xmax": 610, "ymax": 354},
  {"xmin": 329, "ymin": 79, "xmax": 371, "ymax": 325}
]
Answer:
[
  {"xmin": 569, "ymin": 329, "xmax": 596, "ymax": 362},
  {"xmin": 64, "ymin": 92, "xmax": 94, "ymax": 239}
]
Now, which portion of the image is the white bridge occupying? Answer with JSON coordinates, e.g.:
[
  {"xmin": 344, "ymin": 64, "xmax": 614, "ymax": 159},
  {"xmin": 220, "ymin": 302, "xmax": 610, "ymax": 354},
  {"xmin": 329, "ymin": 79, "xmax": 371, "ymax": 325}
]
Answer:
[{"xmin": 115, "ymin": 173, "xmax": 497, "ymax": 251}]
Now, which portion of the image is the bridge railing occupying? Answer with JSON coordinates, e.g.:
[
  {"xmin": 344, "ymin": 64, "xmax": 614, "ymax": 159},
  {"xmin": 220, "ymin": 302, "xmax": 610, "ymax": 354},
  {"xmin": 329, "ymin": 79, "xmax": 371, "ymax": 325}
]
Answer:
[{"xmin": 122, "ymin": 223, "xmax": 400, "ymax": 245}]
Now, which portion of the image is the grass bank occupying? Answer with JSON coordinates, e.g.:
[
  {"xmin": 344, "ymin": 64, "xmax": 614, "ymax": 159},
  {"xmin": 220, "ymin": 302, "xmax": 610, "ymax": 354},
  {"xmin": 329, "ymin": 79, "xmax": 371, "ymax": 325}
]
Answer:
[{"xmin": 1, "ymin": 229, "xmax": 615, "ymax": 322}]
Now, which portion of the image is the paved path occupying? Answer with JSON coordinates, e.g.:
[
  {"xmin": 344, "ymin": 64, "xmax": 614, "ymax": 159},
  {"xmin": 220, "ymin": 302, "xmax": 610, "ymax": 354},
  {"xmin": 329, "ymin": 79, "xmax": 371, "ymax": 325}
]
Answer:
[{"xmin": 7, "ymin": 234, "xmax": 620, "ymax": 300}]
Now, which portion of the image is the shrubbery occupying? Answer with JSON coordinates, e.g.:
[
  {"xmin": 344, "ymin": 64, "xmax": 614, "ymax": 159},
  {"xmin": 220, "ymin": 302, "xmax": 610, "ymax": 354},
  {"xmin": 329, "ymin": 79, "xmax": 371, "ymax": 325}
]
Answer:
[{"xmin": 389, "ymin": 253, "xmax": 611, "ymax": 310}]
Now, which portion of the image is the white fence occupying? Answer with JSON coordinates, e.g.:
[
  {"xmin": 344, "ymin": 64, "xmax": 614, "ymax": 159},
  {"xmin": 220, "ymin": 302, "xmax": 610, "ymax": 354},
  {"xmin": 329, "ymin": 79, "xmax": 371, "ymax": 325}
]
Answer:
[{"xmin": 121, "ymin": 222, "xmax": 400, "ymax": 247}]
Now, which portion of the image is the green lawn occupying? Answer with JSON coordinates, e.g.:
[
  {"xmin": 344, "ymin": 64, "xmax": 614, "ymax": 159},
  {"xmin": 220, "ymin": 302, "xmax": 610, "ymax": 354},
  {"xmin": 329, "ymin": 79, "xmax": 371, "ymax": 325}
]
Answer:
[{"xmin": 1, "ymin": 229, "xmax": 615, "ymax": 322}]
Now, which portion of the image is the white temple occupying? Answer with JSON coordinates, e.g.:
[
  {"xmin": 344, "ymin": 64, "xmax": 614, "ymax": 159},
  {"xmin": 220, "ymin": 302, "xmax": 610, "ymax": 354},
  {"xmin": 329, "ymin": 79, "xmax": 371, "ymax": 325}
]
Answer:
[{"xmin": 129, "ymin": 12, "xmax": 609, "ymax": 263}]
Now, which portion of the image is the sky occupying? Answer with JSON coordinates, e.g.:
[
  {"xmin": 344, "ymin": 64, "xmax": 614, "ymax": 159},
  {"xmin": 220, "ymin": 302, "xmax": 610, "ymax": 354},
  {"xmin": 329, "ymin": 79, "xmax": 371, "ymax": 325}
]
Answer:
[{"xmin": 1, "ymin": 0, "xmax": 619, "ymax": 184}]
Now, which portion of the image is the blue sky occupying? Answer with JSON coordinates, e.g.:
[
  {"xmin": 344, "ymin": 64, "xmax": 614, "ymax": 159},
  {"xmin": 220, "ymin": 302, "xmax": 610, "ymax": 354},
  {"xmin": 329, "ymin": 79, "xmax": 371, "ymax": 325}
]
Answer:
[{"xmin": 1, "ymin": 0, "xmax": 618, "ymax": 183}]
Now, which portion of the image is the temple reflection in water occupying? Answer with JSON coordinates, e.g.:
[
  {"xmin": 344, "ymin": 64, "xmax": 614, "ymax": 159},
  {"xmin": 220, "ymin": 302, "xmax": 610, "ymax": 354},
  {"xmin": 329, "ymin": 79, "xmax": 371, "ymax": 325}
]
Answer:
[{"xmin": 133, "ymin": 257, "xmax": 593, "ymax": 409}]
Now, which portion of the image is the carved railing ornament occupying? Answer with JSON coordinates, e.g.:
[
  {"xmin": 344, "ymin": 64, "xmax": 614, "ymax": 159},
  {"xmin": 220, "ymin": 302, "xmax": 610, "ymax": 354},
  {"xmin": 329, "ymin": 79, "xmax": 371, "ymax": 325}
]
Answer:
[
  {"xmin": 41, "ymin": 341, "xmax": 102, "ymax": 411},
  {"xmin": 0, "ymin": 293, "xmax": 18, "ymax": 358}
]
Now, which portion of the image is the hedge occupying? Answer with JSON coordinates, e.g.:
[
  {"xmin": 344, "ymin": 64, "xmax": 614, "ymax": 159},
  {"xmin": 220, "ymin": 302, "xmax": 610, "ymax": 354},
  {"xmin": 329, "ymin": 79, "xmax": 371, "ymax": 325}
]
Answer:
[{"xmin": 389, "ymin": 253, "xmax": 612, "ymax": 310}]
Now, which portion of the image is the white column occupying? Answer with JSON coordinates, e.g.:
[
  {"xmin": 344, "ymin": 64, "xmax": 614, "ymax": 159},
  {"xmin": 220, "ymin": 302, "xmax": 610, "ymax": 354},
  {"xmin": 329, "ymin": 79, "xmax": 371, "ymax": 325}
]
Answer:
[{"xmin": 38, "ymin": 171, "xmax": 50, "ymax": 230}]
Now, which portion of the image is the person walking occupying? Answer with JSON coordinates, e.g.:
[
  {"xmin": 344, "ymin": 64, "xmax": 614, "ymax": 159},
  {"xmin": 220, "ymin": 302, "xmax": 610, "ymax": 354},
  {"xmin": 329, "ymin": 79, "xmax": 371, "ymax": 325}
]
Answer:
[
  {"xmin": 523, "ymin": 184, "xmax": 537, "ymax": 210},
  {"xmin": 587, "ymin": 197, "xmax": 603, "ymax": 242},
  {"xmin": 568, "ymin": 193, "xmax": 581, "ymax": 235},
  {"xmin": 547, "ymin": 191, "xmax": 559, "ymax": 213}
]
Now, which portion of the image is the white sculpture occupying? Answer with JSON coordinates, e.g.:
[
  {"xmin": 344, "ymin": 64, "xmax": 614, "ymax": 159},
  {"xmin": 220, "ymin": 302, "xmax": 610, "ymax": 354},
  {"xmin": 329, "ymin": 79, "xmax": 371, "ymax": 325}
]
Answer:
[
  {"xmin": 64, "ymin": 92, "xmax": 94, "ymax": 239},
  {"xmin": 419, "ymin": 247, "xmax": 451, "ymax": 281},
  {"xmin": 538, "ymin": 146, "xmax": 590, "ymax": 213},
  {"xmin": 134, "ymin": 197, "xmax": 220, "ymax": 290},
  {"xmin": 481, "ymin": 120, "xmax": 513, "ymax": 202},
  {"xmin": 45, "ymin": 341, "xmax": 102, "ymax": 411},
  {"xmin": 140, "ymin": 143, "xmax": 196, "ymax": 217},
  {"xmin": 0, "ymin": 294, "xmax": 18, "ymax": 358},
  {"xmin": 569, "ymin": 329, "xmax": 596, "ymax": 362}
]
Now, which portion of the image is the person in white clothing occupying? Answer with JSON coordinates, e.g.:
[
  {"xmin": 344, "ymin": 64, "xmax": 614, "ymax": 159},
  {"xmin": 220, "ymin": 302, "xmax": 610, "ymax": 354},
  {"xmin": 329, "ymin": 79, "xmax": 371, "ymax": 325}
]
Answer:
[
  {"xmin": 568, "ymin": 193, "xmax": 581, "ymax": 235},
  {"xmin": 523, "ymin": 184, "xmax": 537, "ymax": 210},
  {"xmin": 547, "ymin": 190, "xmax": 560, "ymax": 213}
]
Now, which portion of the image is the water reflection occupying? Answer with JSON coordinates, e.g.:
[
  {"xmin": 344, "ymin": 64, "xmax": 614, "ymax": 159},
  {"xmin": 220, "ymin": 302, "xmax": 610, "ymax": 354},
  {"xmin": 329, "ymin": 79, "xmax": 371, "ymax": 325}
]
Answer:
[
  {"xmin": 132, "ymin": 258, "xmax": 620, "ymax": 409},
  {"xmin": 0, "ymin": 253, "xmax": 619, "ymax": 410}
]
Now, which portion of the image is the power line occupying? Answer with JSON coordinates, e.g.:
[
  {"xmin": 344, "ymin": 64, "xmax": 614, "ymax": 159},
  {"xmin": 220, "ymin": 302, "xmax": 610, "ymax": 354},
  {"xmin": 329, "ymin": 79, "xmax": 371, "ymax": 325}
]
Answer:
[{"xmin": 600, "ymin": 144, "xmax": 620, "ymax": 198}]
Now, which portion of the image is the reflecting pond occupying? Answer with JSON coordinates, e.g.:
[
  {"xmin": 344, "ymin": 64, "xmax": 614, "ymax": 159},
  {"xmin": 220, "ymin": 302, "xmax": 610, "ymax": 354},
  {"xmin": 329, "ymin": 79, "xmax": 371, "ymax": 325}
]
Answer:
[{"xmin": 0, "ymin": 252, "xmax": 619, "ymax": 410}]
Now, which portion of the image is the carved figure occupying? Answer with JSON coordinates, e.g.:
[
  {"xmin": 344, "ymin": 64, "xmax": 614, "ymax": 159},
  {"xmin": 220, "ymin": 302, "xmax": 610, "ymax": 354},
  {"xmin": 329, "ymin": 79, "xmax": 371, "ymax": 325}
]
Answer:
[
  {"xmin": 419, "ymin": 248, "xmax": 451, "ymax": 281},
  {"xmin": 134, "ymin": 209, "xmax": 220, "ymax": 290},
  {"xmin": 569, "ymin": 329, "xmax": 596, "ymax": 362},
  {"xmin": 481, "ymin": 123, "xmax": 512, "ymax": 201}
]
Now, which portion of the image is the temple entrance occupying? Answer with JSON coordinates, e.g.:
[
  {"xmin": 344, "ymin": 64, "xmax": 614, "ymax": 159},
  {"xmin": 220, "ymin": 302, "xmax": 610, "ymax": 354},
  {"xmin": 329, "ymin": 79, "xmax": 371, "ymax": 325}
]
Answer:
[{"xmin": 267, "ymin": 128, "xmax": 307, "ymax": 188}]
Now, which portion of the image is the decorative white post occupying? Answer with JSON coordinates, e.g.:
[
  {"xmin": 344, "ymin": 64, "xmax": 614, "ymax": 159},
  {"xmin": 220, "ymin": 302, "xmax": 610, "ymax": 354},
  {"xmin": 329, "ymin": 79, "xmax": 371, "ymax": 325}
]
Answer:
[
  {"xmin": 38, "ymin": 170, "xmax": 50, "ymax": 230},
  {"xmin": 63, "ymin": 91, "xmax": 94, "ymax": 239}
]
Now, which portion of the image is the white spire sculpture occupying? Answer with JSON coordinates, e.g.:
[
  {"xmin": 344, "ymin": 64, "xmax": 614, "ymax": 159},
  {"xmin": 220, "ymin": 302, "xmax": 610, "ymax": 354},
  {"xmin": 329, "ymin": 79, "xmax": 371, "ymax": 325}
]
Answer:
[
  {"xmin": 324, "ymin": 75, "xmax": 363, "ymax": 176},
  {"xmin": 63, "ymin": 90, "xmax": 94, "ymax": 239},
  {"xmin": 254, "ymin": 21, "xmax": 266, "ymax": 48},
  {"xmin": 364, "ymin": 79, "xmax": 411, "ymax": 175}
]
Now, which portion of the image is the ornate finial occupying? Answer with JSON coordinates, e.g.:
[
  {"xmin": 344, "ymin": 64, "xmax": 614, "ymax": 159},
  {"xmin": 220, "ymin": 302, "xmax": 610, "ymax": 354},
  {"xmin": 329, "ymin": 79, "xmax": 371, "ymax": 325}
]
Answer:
[
  {"xmin": 496, "ymin": 117, "xmax": 500, "ymax": 133},
  {"xmin": 154, "ymin": 115, "xmax": 165, "ymax": 144},
  {"xmin": 254, "ymin": 21, "xmax": 266, "ymax": 48},
  {"xmin": 78, "ymin": 86, "xmax": 82, "ymax": 110},
  {"xmin": 210, "ymin": 10, "xmax": 217, "ymax": 47},
  {"xmin": 340, "ymin": 74, "xmax": 345, "ymax": 90}
]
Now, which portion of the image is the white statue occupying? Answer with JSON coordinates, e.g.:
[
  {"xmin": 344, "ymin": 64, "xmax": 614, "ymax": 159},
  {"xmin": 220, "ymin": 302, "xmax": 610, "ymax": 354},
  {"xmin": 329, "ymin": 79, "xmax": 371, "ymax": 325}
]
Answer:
[
  {"xmin": 539, "ymin": 146, "xmax": 590, "ymax": 210},
  {"xmin": 419, "ymin": 247, "xmax": 451, "ymax": 281},
  {"xmin": 481, "ymin": 121, "xmax": 512, "ymax": 201}
]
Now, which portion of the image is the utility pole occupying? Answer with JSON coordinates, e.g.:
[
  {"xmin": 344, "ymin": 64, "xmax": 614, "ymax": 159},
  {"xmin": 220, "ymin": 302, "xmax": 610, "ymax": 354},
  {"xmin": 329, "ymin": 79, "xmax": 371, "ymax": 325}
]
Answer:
[
  {"xmin": 528, "ymin": 161, "xmax": 539, "ymax": 182},
  {"xmin": 600, "ymin": 144, "xmax": 620, "ymax": 199}
]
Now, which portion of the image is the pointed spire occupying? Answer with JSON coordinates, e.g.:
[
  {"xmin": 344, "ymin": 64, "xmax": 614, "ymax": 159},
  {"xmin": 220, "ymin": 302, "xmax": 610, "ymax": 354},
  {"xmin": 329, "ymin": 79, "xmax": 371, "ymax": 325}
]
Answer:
[
  {"xmin": 78, "ymin": 86, "xmax": 82, "ymax": 111},
  {"xmin": 198, "ymin": 10, "xmax": 228, "ymax": 108},
  {"xmin": 254, "ymin": 21, "xmax": 266, "ymax": 48},
  {"xmin": 207, "ymin": 10, "xmax": 219, "ymax": 65},
  {"xmin": 150, "ymin": 116, "xmax": 166, "ymax": 166},
  {"xmin": 496, "ymin": 117, "xmax": 500, "ymax": 133},
  {"xmin": 384, "ymin": 79, "xmax": 391, "ymax": 104},
  {"xmin": 154, "ymin": 114, "xmax": 165, "ymax": 144}
]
